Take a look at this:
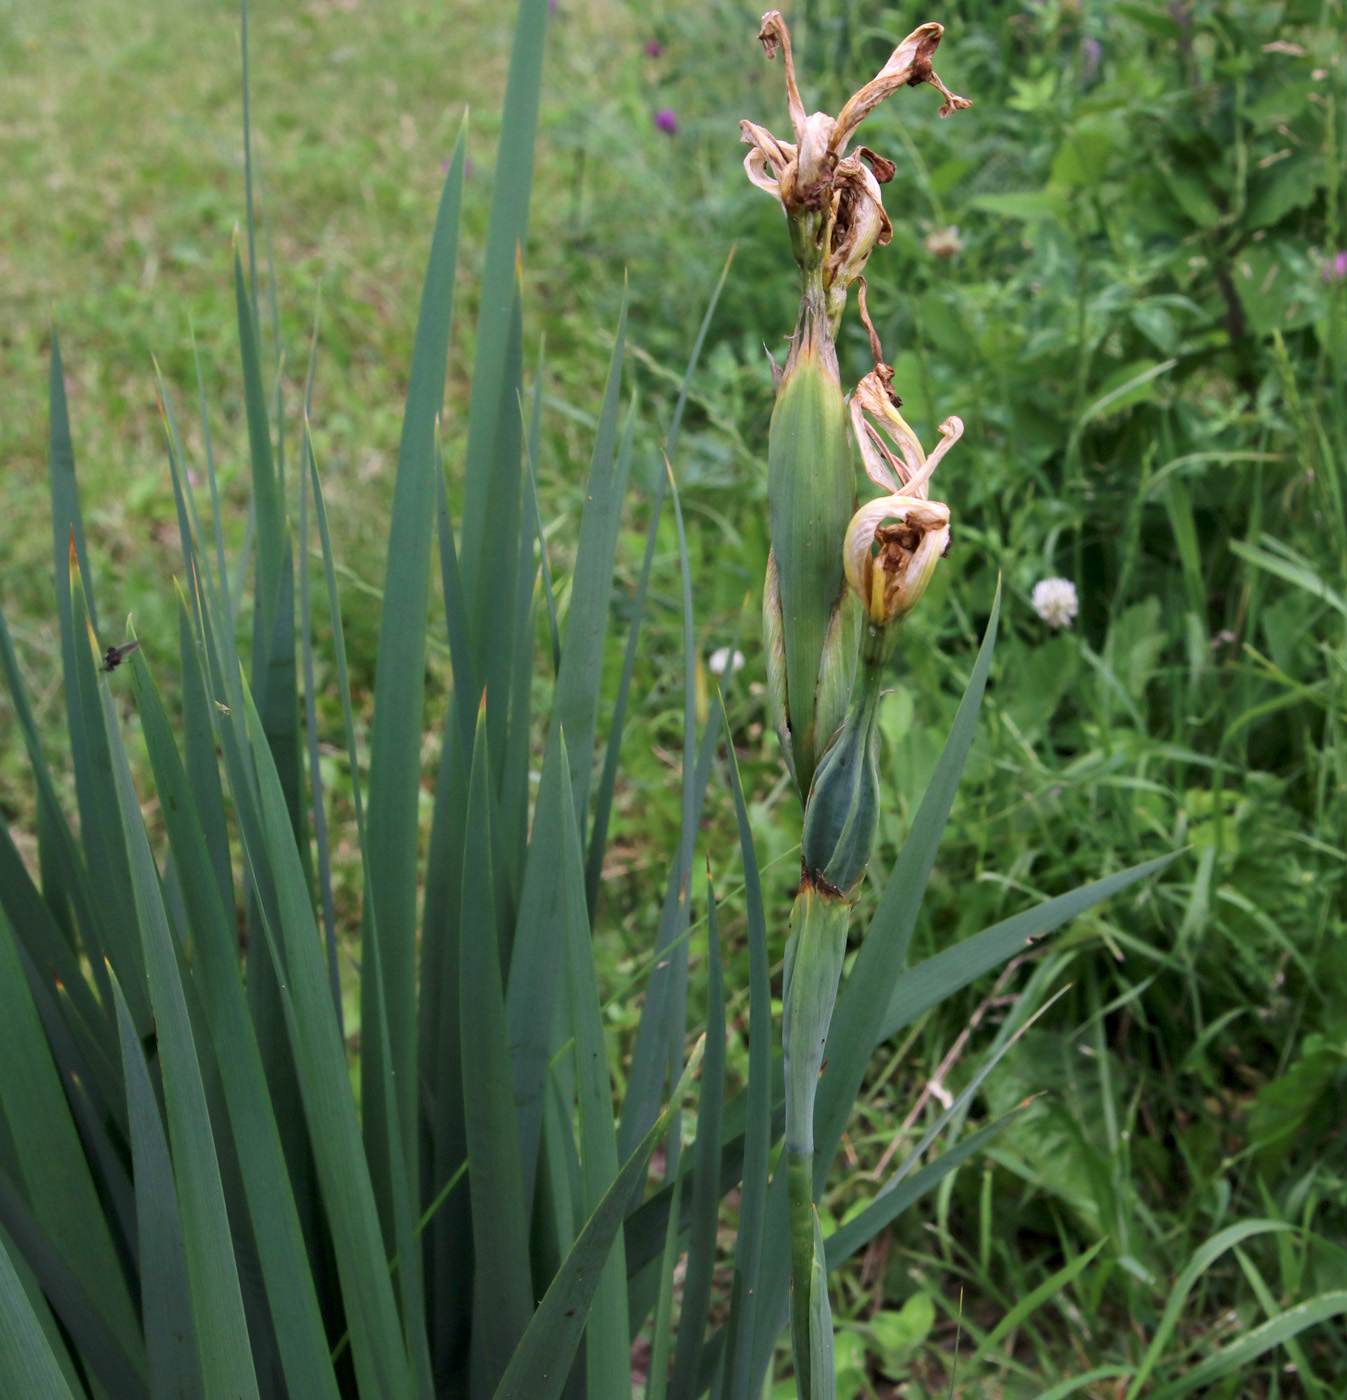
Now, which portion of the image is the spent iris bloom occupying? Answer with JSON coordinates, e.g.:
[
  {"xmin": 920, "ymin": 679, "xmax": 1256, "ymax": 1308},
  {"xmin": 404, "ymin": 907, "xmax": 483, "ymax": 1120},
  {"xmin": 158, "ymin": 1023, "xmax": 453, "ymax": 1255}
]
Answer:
[
  {"xmin": 1031, "ymin": 577, "xmax": 1079, "ymax": 629},
  {"xmin": 741, "ymin": 12, "xmax": 969, "ymax": 333},
  {"xmin": 645, "ymin": 39, "xmax": 663, "ymax": 57},
  {"xmin": 843, "ymin": 330, "xmax": 958, "ymax": 631},
  {"xmin": 654, "ymin": 107, "xmax": 678, "ymax": 134}
]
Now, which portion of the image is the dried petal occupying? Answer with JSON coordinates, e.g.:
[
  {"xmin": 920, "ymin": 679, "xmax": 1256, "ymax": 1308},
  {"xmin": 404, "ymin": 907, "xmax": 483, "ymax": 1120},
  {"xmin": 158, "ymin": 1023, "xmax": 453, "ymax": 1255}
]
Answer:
[
  {"xmin": 826, "ymin": 158, "xmax": 892, "ymax": 298},
  {"xmin": 832, "ymin": 23, "xmax": 970, "ymax": 154},
  {"xmin": 757, "ymin": 10, "xmax": 806, "ymax": 140},
  {"xmin": 849, "ymin": 365, "xmax": 963, "ymax": 498}
]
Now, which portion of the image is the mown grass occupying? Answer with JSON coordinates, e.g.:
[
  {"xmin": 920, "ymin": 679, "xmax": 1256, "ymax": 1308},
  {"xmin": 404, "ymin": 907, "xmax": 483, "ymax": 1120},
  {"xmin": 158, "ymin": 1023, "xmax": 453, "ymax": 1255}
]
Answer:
[{"xmin": 5, "ymin": 0, "xmax": 1347, "ymax": 1393}]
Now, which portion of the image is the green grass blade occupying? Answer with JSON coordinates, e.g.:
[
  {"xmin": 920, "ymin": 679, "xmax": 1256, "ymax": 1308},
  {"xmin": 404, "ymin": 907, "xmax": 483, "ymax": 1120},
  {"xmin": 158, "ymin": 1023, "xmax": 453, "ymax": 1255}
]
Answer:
[
  {"xmin": 970, "ymin": 1239, "xmax": 1107, "ymax": 1368},
  {"xmin": 0, "ymin": 1232, "xmax": 81, "ymax": 1400},
  {"xmin": 112, "ymin": 977, "xmax": 202, "ymax": 1399},
  {"xmin": 460, "ymin": 705, "xmax": 533, "ymax": 1394},
  {"xmin": 458, "ymin": 0, "xmax": 550, "ymax": 622},
  {"xmin": 1123, "ymin": 1220, "xmax": 1294, "ymax": 1399},
  {"xmin": 585, "ymin": 249, "xmax": 735, "ymax": 914},
  {"xmin": 557, "ymin": 731, "xmax": 633, "ymax": 1397},
  {"xmin": 1148, "ymin": 1291, "xmax": 1347, "ymax": 1400},
  {"xmin": 550, "ymin": 293, "xmax": 630, "ymax": 827},
  {"xmin": 823, "ymin": 1116, "xmax": 1015, "ymax": 1270},
  {"xmin": 360, "ymin": 117, "xmax": 467, "ymax": 1261},
  {"xmin": 668, "ymin": 869, "xmax": 727, "ymax": 1400},
  {"xmin": 130, "ymin": 632, "xmax": 341, "ymax": 1400},
  {"xmin": 1031, "ymin": 1369, "xmax": 1131, "ymax": 1400},
  {"xmin": 1230, "ymin": 537, "xmax": 1347, "ymax": 616},
  {"xmin": 875, "ymin": 854, "xmax": 1176, "ymax": 1045},
  {"xmin": 813, "ymin": 583, "xmax": 1003, "ymax": 1185},
  {"xmin": 492, "ymin": 1039, "xmax": 706, "ymax": 1400}
]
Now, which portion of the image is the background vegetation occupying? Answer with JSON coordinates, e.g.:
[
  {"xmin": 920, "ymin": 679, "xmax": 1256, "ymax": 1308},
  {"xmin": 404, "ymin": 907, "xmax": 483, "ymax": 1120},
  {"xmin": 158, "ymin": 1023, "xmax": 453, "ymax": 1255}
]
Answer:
[{"xmin": 3, "ymin": 0, "xmax": 1345, "ymax": 1393}]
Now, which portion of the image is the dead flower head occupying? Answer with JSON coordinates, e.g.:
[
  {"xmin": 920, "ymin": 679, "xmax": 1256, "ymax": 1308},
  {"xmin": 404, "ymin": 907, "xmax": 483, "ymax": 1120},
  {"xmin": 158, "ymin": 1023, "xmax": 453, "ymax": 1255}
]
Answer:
[
  {"xmin": 741, "ymin": 11, "xmax": 970, "ymax": 309},
  {"xmin": 843, "ymin": 342, "xmax": 960, "ymax": 629}
]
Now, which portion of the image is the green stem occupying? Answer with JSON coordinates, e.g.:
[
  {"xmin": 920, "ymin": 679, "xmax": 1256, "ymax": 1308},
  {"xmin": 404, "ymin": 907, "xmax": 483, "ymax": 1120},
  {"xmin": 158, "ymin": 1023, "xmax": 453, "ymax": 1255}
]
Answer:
[{"xmin": 782, "ymin": 884, "xmax": 850, "ymax": 1399}]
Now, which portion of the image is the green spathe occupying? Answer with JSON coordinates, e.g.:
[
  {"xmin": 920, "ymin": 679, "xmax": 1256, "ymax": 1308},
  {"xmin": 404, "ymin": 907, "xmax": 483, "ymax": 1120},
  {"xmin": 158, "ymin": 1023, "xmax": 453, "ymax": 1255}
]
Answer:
[
  {"xmin": 801, "ymin": 659, "xmax": 884, "ymax": 898},
  {"xmin": 767, "ymin": 336, "xmax": 858, "ymax": 798}
]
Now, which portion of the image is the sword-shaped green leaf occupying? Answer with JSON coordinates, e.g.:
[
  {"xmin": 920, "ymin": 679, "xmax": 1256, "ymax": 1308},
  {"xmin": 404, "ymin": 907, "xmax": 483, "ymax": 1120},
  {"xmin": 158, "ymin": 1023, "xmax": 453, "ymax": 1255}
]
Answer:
[
  {"xmin": 668, "ymin": 868, "xmax": 726, "ymax": 1400},
  {"xmin": 460, "ymin": 706, "xmax": 532, "ymax": 1394},
  {"xmin": 0, "ymin": 902, "xmax": 141, "ymax": 1367},
  {"xmin": 0, "ymin": 1232, "xmax": 81, "ymax": 1400},
  {"xmin": 99, "ymin": 638, "xmax": 258, "ymax": 1400},
  {"xmin": 130, "ymin": 629, "xmax": 341, "ymax": 1400},
  {"xmin": 492, "ymin": 1039, "xmax": 705, "ymax": 1400},
  {"xmin": 360, "ymin": 118, "xmax": 467, "ymax": 1267},
  {"xmin": 557, "ymin": 731, "xmax": 631, "ymax": 1398},
  {"xmin": 112, "ymin": 976, "xmax": 201, "ymax": 1400}
]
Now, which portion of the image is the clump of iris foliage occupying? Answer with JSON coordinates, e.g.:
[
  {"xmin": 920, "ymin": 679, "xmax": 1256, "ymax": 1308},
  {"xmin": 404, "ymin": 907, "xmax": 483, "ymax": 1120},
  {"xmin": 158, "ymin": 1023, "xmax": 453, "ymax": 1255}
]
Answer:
[{"xmin": 1, "ymin": 0, "xmax": 1346, "ymax": 1397}]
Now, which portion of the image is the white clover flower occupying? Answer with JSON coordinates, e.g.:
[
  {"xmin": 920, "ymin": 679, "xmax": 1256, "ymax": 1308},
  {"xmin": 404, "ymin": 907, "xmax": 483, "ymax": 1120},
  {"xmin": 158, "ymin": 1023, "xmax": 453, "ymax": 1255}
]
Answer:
[
  {"xmin": 1031, "ymin": 577, "xmax": 1079, "ymax": 629},
  {"xmin": 708, "ymin": 646, "xmax": 746, "ymax": 677}
]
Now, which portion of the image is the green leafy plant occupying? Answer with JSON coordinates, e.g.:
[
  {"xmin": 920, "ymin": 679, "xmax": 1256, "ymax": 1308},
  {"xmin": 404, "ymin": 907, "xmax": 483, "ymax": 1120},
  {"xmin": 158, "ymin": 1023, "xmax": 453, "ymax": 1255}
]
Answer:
[{"xmin": 15, "ymin": 3, "xmax": 1316, "ymax": 1398}]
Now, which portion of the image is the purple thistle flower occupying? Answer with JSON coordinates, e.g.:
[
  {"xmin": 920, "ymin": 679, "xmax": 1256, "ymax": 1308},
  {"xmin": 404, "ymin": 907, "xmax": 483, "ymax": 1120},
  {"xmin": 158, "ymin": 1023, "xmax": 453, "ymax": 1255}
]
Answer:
[
  {"xmin": 654, "ymin": 107, "xmax": 678, "ymax": 135},
  {"xmin": 1324, "ymin": 251, "xmax": 1347, "ymax": 281},
  {"xmin": 645, "ymin": 40, "xmax": 663, "ymax": 57}
]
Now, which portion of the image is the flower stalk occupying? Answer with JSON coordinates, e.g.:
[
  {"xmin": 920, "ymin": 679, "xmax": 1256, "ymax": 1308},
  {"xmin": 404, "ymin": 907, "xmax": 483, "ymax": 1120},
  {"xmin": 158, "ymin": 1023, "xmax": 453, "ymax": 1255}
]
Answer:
[{"xmin": 742, "ymin": 12, "xmax": 969, "ymax": 1395}]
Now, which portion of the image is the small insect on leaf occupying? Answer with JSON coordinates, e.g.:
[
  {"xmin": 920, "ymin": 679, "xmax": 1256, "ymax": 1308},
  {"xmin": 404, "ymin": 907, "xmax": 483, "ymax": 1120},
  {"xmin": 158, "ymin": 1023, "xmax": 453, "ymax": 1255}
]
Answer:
[{"xmin": 100, "ymin": 640, "xmax": 142, "ymax": 673}]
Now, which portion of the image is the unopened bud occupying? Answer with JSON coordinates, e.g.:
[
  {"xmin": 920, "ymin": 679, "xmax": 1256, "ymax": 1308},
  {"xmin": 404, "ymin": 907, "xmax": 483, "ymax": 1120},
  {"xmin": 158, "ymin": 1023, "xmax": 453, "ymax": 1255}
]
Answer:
[{"xmin": 800, "ymin": 666, "xmax": 883, "ymax": 898}]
